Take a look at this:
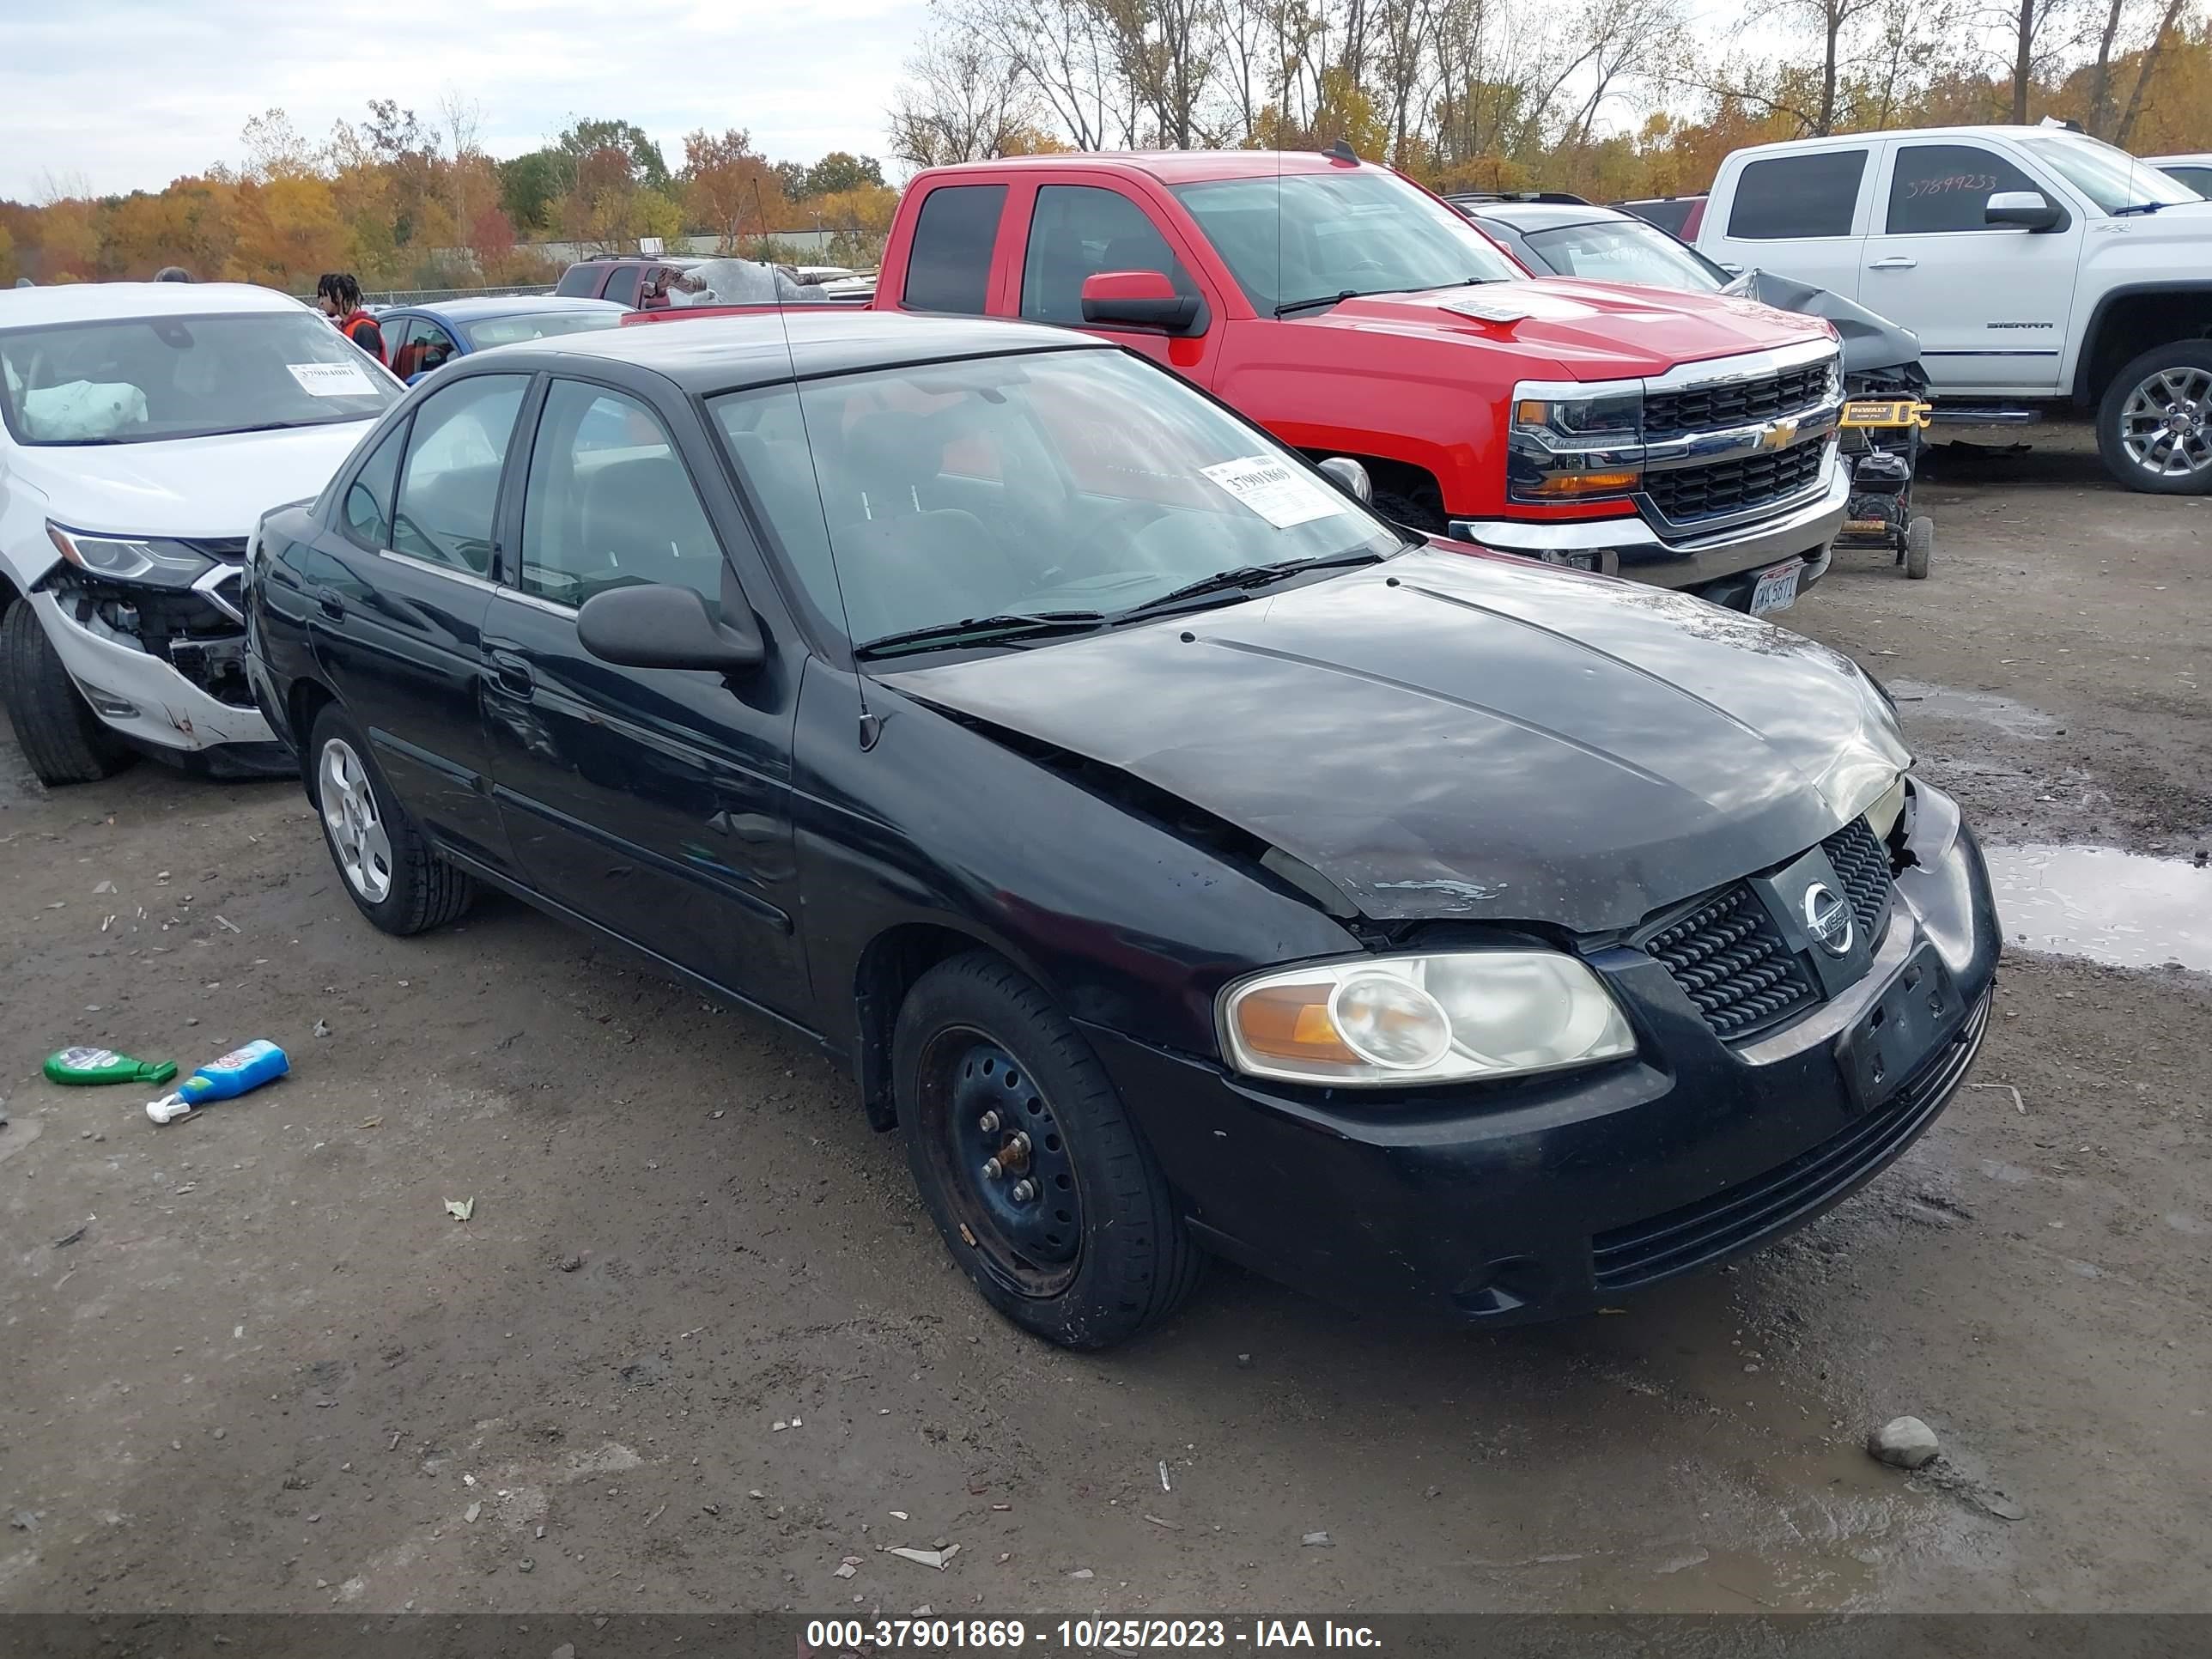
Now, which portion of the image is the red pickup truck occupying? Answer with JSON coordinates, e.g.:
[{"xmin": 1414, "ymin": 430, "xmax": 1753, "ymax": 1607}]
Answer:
[{"xmin": 633, "ymin": 151, "xmax": 1850, "ymax": 613}]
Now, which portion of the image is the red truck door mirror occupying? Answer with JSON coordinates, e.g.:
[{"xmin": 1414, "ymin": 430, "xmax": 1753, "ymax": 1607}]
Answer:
[{"xmin": 1081, "ymin": 270, "xmax": 1201, "ymax": 334}]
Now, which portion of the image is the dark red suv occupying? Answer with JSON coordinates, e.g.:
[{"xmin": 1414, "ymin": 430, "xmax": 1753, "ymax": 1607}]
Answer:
[{"xmin": 553, "ymin": 255, "xmax": 702, "ymax": 309}]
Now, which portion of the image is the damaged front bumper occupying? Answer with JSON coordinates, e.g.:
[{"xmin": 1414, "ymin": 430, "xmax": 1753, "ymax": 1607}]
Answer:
[
  {"xmin": 1081, "ymin": 779, "xmax": 2000, "ymax": 1325},
  {"xmin": 32, "ymin": 569, "xmax": 275, "ymax": 753}
]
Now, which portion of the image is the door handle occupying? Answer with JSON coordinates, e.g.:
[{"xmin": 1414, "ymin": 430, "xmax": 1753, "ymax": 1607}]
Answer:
[
  {"xmin": 1868, "ymin": 256, "xmax": 1917, "ymax": 270},
  {"xmin": 486, "ymin": 648, "xmax": 534, "ymax": 696},
  {"xmin": 316, "ymin": 587, "xmax": 345, "ymax": 620}
]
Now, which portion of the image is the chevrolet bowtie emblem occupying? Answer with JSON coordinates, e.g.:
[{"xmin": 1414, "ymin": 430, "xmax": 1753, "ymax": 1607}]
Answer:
[{"xmin": 1759, "ymin": 416, "xmax": 1802, "ymax": 451}]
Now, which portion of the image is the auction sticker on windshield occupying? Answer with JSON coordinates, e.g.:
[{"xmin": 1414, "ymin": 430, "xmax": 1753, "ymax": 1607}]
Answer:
[
  {"xmin": 287, "ymin": 361, "xmax": 375, "ymax": 398},
  {"xmin": 1201, "ymin": 456, "xmax": 1351, "ymax": 529},
  {"xmin": 1749, "ymin": 559, "xmax": 1801, "ymax": 617}
]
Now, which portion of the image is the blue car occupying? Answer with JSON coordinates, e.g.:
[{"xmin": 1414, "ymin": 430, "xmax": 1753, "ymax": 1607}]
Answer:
[{"xmin": 379, "ymin": 295, "xmax": 627, "ymax": 384}]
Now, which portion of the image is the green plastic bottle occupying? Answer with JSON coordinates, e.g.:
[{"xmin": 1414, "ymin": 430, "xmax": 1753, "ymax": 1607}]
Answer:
[{"xmin": 43, "ymin": 1047, "xmax": 177, "ymax": 1086}]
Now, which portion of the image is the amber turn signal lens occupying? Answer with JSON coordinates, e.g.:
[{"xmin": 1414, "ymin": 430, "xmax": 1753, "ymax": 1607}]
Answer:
[
  {"xmin": 1529, "ymin": 471, "xmax": 1639, "ymax": 498},
  {"xmin": 1231, "ymin": 981, "xmax": 1358, "ymax": 1065}
]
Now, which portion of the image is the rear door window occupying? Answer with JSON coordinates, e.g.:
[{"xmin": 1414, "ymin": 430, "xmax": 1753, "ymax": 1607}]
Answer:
[
  {"xmin": 389, "ymin": 374, "xmax": 528, "ymax": 577},
  {"xmin": 599, "ymin": 264, "xmax": 644, "ymax": 307},
  {"xmin": 1727, "ymin": 150, "xmax": 1868, "ymax": 239},
  {"xmin": 1885, "ymin": 143, "xmax": 2044, "ymax": 234},
  {"xmin": 555, "ymin": 264, "xmax": 602, "ymax": 298},
  {"xmin": 901, "ymin": 185, "xmax": 1007, "ymax": 314}
]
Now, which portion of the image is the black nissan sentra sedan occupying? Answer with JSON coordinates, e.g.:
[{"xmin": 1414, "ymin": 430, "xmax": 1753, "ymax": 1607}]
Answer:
[{"xmin": 245, "ymin": 311, "xmax": 1999, "ymax": 1348}]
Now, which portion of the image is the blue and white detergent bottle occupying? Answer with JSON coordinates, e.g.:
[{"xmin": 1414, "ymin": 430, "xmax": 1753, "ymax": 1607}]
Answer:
[{"xmin": 146, "ymin": 1039, "xmax": 290, "ymax": 1124}]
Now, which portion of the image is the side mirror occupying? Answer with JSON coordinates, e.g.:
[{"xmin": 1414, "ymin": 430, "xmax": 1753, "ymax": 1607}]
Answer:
[
  {"xmin": 1986, "ymin": 190, "xmax": 2063, "ymax": 232},
  {"xmin": 577, "ymin": 583, "xmax": 764, "ymax": 673},
  {"xmin": 1316, "ymin": 456, "xmax": 1373, "ymax": 504},
  {"xmin": 1081, "ymin": 270, "xmax": 1201, "ymax": 334}
]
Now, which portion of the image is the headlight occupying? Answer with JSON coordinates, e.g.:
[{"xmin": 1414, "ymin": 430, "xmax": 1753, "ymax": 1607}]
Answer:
[
  {"xmin": 1508, "ymin": 381, "xmax": 1643, "ymax": 502},
  {"xmin": 47, "ymin": 523, "xmax": 214, "ymax": 588},
  {"xmin": 1219, "ymin": 951, "xmax": 1637, "ymax": 1088}
]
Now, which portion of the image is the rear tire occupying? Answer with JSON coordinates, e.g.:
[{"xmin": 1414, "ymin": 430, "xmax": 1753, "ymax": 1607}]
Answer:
[
  {"xmin": 1904, "ymin": 517, "xmax": 1933, "ymax": 580},
  {"xmin": 0, "ymin": 599, "xmax": 134, "ymax": 786},
  {"xmin": 893, "ymin": 951, "xmax": 1200, "ymax": 1348},
  {"xmin": 2096, "ymin": 343, "xmax": 2212, "ymax": 495},
  {"xmin": 307, "ymin": 703, "xmax": 474, "ymax": 936}
]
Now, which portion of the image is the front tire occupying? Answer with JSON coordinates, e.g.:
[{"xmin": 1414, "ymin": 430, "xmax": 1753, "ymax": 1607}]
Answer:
[
  {"xmin": 893, "ymin": 952, "xmax": 1200, "ymax": 1348},
  {"xmin": 0, "ymin": 599, "xmax": 134, "ymax": 786},
  {"xmin": 2096, "ymin": 343, "xmax": 2212, "ymax": 495},
  {"xmin": 307, "ymin": 703, "xmax": 473, "ymax": 935}
]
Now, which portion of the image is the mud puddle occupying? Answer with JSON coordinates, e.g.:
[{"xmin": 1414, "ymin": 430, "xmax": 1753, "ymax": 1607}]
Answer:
[{"xmin": 1984, "ymin": 843, "xmax": 2212, "ymax": 970}]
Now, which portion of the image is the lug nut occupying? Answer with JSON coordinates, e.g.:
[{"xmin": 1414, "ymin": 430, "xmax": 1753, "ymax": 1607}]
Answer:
[
  {"xmin": 978, "ymin": 1110, "xmax": 1000, "ymax": 1134},
  {"xmin": 980, "ymin": 1160, "xmax": 1002, "ymax": 1182},
  {"xmin": 1010, "ymin": 1180, "xmax": 1036, "ymax": 1203}
]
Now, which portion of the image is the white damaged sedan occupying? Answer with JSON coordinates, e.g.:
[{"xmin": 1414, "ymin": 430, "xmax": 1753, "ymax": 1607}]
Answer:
[{"xmin": 0, "ymin": 281, "xmax": 399, "ymax": 782}]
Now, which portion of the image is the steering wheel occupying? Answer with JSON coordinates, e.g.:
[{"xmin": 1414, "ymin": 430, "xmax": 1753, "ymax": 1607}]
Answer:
[{"xmin": 1055, "ymin": 498, "xmax": 1177, "ymax": 578}]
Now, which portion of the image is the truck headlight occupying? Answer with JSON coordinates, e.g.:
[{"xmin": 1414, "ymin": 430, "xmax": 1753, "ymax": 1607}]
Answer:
[
  {"xmin": 1508, "ymin": 384, "xmax": 1643, "ymax": 502},
  {"xmin": 1219, "ymin": 951, "xmax": 1636, "ymax": 1087},
  {"xmin": 47, "ymin": 523, "xmax": 215, "ymax": 589}
]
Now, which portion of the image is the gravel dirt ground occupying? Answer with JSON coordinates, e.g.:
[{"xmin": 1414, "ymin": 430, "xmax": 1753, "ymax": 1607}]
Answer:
[{"xmin": 1, "ymin": 432, "xmax": 2207, "ymax": 1620}]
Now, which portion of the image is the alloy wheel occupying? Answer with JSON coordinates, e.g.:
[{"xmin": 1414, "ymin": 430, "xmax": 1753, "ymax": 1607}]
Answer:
[
  {"xmin": 2118, "ymin": 365, "xmax": 2212, "ymax": 480},
  {"xmin": 319, "ymin": 737, "xmax": 393, "ymax": 903}
]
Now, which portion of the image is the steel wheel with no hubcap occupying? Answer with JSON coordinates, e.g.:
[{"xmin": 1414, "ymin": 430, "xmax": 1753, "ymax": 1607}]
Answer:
[
  {"xmin": 921, "ymin": 1032, "xmax": 1085, "ymax": 1297},
  {"xmin": 2118, "ymin": 366, "xmax": 2212, "ymax": 479},
  {"xmin": 319, "ymin": 737, "xmax": 393, "ymax": 903}
]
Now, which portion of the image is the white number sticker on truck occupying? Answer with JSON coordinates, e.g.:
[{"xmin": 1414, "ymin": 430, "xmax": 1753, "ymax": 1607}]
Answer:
[
  {"xmin": 1200, "ymin": 456, "xmax": 1352, "ymax": 529},
  {"xmin": 287, "ymin": 361, "xmax": 375, "ymax": 398}
]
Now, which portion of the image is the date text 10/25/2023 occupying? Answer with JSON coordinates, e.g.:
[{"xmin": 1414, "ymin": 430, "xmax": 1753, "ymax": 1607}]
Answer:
[{"xmin": 804, "ymin": 1618, "xmax": 1383, "ymax": 1651}]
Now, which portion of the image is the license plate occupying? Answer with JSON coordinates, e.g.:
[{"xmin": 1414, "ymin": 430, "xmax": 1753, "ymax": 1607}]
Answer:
[{"xmin": 1749, "ymin": 561, "xmax": 1801, "ymax": 617}]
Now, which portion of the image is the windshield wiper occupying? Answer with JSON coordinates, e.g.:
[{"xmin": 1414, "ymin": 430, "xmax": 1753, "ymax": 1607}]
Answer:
[
  {"xmin": 1116, "ymin": 550, "xmax": 1385, "ymax": 621},
  {"xmin": 854, "ymin": 611, "xmax": 1108, "ymax": 661},
  {"xmin": 1274, "ymin": 289, "xmax": 1363, "ymax": 317},
  {"xmin": 1276, "ymin": 278, "xmax": 1497, "ymax": 317},
  {"xmin": 2111, "ymin": 201, "xmax": 2165, "ymax": 216}
]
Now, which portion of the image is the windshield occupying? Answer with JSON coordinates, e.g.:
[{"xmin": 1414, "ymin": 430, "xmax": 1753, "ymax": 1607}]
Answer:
[
  {"xmin": 1520, "ymin": 219, "xmax": 1728, "ymax": 292},
  {"xmin": 461, "ymin": 311, "xmax": 623, "ymax": 349},
  {"xmin": 0, "ymin": 310, "xmax": 398, "ymax": 446},
  {"xmin": 1172, "ymin": 169, "xmax": 1520, "ymax": 314},
  {"xmin": 2017, "ymin": 134, "xmax": 2200, "ymax": 213},
  {"xmin": 710, "ymin": 349, "xmax": 1403, "ymax": 653}
]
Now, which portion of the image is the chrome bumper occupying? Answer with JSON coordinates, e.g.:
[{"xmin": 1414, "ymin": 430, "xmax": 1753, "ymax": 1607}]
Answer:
[{"xmin": 1451, "ymin": 445, "xmax": 1850, "ymax": 593}]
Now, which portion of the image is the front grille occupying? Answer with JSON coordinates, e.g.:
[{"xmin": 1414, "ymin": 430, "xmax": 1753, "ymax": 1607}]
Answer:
[
  {"xmin": 176, "ymin": 536, "xmax": 250, "ymax": 562},
  {"xmin": 1644, "ymin": 441, "xmax": 1826, "ymax": 526},
  {"xmin": 1590, "ymin": 990, "xmax": 1991, "ymax": 1291},
  {"xmin": 1644, "ymin": 363, "xmax": 1832, "ymax": 442},
  {"xmin": 1643, "ymin": 884, "xmax": 1816, "ymax": 1040},
  {"xmin": 1822, "ymin": 816, "xmax": 1893, "ymax": 944}
]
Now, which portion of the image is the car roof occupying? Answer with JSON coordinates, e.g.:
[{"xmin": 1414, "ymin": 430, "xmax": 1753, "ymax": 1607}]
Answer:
[
  {"xmin": 0, "ymin": 280, "xmax": 313, "ymax": 329},
  {"xmin": 2148, "ymin": 153, "xmax": 2212, "ymax": 165},
  {"xmin": 921, "ymin": 151, "xmax": 1380, "ymax": 185},
  {"xmin": 392, "ymin": 295, "xmax": 628, "ymax": 324},
  {"xmin": 1462, "ymin": 200, "xmax": 1636, "ymax": 233},
  {"xmin": 505, "ymin": 308, "xmax": 1112, "ymax": 391}
]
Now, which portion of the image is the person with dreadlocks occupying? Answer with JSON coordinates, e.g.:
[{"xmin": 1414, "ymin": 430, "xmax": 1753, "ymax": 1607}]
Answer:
[{"xmin": 315, "ymin": 273, "xmax": 386, "ymax": 365}]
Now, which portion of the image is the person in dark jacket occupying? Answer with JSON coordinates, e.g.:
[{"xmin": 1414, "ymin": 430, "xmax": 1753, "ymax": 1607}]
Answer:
[{"xmin": 316, "ymin": 273, "xmax": 386, "ymax": 364}]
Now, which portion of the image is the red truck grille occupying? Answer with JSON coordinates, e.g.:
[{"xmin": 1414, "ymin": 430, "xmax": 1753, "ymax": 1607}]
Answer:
[
  {"xmin": 1643, "ymin": 363, "xmax": 1831, "ymax": 442},
  {"xmin": 1644, "ymin": 441, "xmax": 1826, "ymax": 526}
]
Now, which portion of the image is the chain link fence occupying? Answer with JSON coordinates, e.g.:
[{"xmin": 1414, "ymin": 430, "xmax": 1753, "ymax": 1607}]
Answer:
[{"xmin": 289, "ymin": 283, "xmax": 557, "ymax": 307}]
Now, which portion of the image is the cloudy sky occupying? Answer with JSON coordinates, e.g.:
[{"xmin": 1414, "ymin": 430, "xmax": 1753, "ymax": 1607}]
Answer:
[{"xmin": 0, "ymin": 0, "xmax": 922, "ymax": 201}]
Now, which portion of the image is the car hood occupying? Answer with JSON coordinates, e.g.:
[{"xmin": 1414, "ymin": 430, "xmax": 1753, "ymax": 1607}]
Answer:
[
  {"xmin": 1307, "ymin": 279, "xmax": 1837, "ymax": 379},
  {"xmin": 878, "ymin": 550, "xmax": 1911, "ymax": 933},
  {"xmin": 4, "ymin": 421, "xmax": 371, "ymax": 542}
]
